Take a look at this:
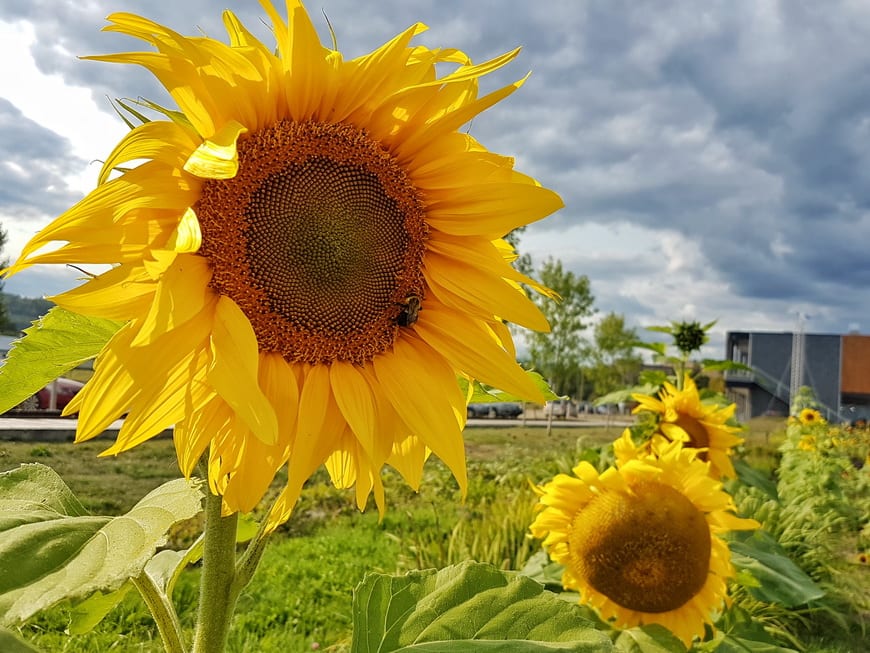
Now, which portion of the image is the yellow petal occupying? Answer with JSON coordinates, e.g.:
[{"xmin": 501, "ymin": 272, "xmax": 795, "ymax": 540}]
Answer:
[
  {"xmin": 373, "ymin": 336, "xmax": 467, "ymax": 496},
  {"xmin": 105, "ymin": 343, "xmax": 211, "ymax": 455},
  {"xmin": 48, "ymin": 264, "xmax": 156, "ymax": 321},
  {"xmin": 132, "ymin": 254, "xmax": 212, "ymax": 346},
  {"xmin": 183, "ymin": 120, "xmax": 248, "ymax": 179},
  {"xmin": 67, "ymin": 324, "xmax": 139, "ymax": 440},
  {"xmin": 426, "ymin": 182, "xmax": 564, "ymax": 238},
  {"xmin": 98, "ymin": 120, "xmax": 199, "ymax": 185},
  {"xmin": 329, "ymin": 361, "xmax": 378, "ymax": 462},
  {"xmin": 174, "ymin": 396, "xmax": 231, "ymax": 477},
  {"xmin": 414, "ymin": 301, "xmax": 544, "ymax": 402},
  {"xmin": 208, "ymin": 296, "xmax": 278, "ymax": 445},
  {"xmin": 425, "ymin": 252, "xmax": 550, "ymax": 332},
  {"xmin": 258, "ymin": 352, "xmax": 299, "ymax": 454},
  {"xmin": 168, "ymin": 207, "xmax": 202, "ymax": 253}
]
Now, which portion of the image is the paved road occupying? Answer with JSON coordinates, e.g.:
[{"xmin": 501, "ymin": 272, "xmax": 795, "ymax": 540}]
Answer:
[
  {"xmin": 0, "ymin": 414, "xmax": 631, "ymax": 441},
  {"xmin": 0, "ymin": 416, "xmax": 129, "ymax": 442}
]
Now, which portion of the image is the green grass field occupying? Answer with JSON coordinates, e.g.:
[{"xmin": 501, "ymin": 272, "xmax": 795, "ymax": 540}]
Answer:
[{"xmin": 1, "ymin": 419, "xmax": 865, "ymax": 652}]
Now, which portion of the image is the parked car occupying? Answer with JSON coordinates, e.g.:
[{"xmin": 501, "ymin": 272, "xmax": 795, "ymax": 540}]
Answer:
[
  {"xmin": 9, "ymin": 377, "xmax": 84, "ymax": 413},
  {"xmin": 545, "ymin": 399, "xmax": 577, "ymax": 418},
  {"xmin": 467, "ymin": 402, "xmax": 523, "ymax": 419}
]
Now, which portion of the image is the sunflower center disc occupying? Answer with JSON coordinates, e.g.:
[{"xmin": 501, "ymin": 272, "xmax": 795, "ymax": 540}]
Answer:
[
  {"xmin": 569, "ymin": 480, "xmax": 711, "ymax": 613},
  {"xmin": 195, "ymin": 121, "xmax": 427, "ymax": 364},
  {"xmin": 674, "ymin": 414, "xmax": 711, "ymax": 457}
]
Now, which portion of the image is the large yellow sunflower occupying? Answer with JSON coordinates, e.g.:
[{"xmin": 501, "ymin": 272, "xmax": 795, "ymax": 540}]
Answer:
[
  {"xmin": 632, "ymin": 373, "xmax": 743, "ymax": 479},
  {"xmin": 4, "ymin": 2, "xmax": 562, "ymax": 528},
  {"xmin": 530, "ymin": 438, "xmax": 758, "ymax": 646}
]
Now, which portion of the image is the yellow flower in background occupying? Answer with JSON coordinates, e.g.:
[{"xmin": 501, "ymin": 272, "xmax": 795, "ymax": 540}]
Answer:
[
  {"xmin": 530, "ymin": 439, "xmax": 758, "ymax": 646},
  {"xmin": 632, "ymin": 374, "xmax": 742, "ymax": 479},
  {"xmin": 4, "ymin": 1, "xmax": 561, "ymax": 528},
  {"xmin": 798, "ymin": 408, "xmax": 824, "ymax": 426}
]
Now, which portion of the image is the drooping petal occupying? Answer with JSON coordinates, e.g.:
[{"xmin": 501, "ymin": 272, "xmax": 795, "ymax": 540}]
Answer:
[{"xmin": 208, "ymin": 296, "xmax": 278, "ymax": 445}]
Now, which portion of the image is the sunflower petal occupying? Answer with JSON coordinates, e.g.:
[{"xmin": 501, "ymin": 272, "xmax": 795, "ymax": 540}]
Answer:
[
  {"xmin": 183, "ymin": 120, "xmax": 248, "ymax": 179},
  {"xmin": 374, "ymin": 336, "xmax": 467, "ymax": 496},
  {"xmin": 208, "ymin": 296, "xmax": 278, "ymax": 445}
]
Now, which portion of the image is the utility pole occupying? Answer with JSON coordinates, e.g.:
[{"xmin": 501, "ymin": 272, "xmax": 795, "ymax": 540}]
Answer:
[{"xmin": 790, "ymin": 313, "xmax": 806, "ymax": 411}]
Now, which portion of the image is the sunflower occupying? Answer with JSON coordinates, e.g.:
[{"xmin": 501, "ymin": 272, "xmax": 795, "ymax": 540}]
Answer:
[
  {"xmin": 632, "ymin": 374, "xmax": 742, "ymax": 479},
  {"xmin": 798, "ymin": 408, "xmax": 824, "ymax": 425},
  {"xmin": 4, "ymin": 2, "xmax": 562, "ymax": 528},
  {"xmin": 530, "ymin": 438, "xmax": 758, "ymax": 646}
]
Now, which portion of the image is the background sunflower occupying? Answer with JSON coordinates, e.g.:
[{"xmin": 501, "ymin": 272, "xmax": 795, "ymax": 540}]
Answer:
[{"xmin": 530, "ymin": 440, "xmax": 758, "ymax": 646}]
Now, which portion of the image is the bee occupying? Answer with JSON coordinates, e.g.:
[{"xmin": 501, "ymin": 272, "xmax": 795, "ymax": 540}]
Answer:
[{"xmin": 396, "ymin": 295, "xmax": 422, "ymax": 327}]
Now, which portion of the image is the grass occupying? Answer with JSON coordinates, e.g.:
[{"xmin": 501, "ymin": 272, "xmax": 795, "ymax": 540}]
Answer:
[{"xmin": 2, "ymin": 418, "xmax": 865, "ymax": 652}]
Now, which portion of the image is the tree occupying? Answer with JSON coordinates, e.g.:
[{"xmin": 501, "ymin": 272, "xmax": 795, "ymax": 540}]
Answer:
[
  {"xmin": 0, "ymin": 224, "xmax": 13, "ymax": 334},
  {"xmin": 588, "ymin": 312, "xmax": 642, "ymax": 398},
  {"xmin": 526, "ymin": 258, "xmax": 596, "ymax": 398}
]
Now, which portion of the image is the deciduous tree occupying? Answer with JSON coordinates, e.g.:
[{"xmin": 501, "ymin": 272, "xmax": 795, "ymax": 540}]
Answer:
[
  {"xmin": 526, "ymin": 258, "xmax": 596, "ymax": 397},
  {"xmin": 588, "ymin": 312, "xmax": 641, "ymax": 398}
]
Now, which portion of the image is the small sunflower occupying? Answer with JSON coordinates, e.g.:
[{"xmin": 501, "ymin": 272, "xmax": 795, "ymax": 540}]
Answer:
[
  {"xmin": 632, "ymin": 374, "xmax": 742, "ymax": 479},
  {"xmin": 798, "ymin": 408, "xmax": 824, "ymax": 426},
  {"xmin": 4, "ymin": 2, "xmax": 562, "ymax": 528},
  {"xmin": 530, "ymin": 439, "xmax": 758, "ymax": 646}
]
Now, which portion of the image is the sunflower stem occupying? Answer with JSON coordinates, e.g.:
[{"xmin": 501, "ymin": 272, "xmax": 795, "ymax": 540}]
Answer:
[
  {"xmin": 131, "ymin": 572, "xmax": 187, "ymax": 653},
  {"xmin": 192, "ymin": 490, "xmax": 240, "ymax": 653}
]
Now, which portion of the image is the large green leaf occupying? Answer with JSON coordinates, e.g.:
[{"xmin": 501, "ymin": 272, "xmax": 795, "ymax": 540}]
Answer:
[
  {"xmin": 700, "ymin": 359, "xmax": 752, "ymax": 374},
  {"xmin": 705, "ymin": 606, "xmax": 799, "ymax": 653},
  {"xmin": 728, "ymin": 531, "xmax": 825, "ymax": 607},
  {"xmin": 67, "ymin": 584, "xmax": 133, "ymax": 635},
  {"xmin": 0, "ymin": 307, "xmax": 123, "ymax": 413},
  {"xmin": 593, "ymin": 384, "xmax": 659, "ymax": 407},
  {"xmin": 351, "ymin": 561, "xmax": 612, "ymax": 653},
  {"xmin": 613, "ymin": 625, "xmax": 686, "ymax": 653},
  {"xmin": 0, "ymin": 464, "xmax": 203, "ymax": 626},
  {"xmin": 732, "ymin": 460, "xmax": 778, "ymax": 500},
  {"xmin": 519, "ymin": 552, "xmax": 566, "ymax": 590}
]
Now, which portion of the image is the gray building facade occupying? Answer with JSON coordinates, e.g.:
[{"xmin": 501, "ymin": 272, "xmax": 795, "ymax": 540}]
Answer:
[{"xmin": 725, "ymin": 331, "xmax": 847, "ymax": 421}]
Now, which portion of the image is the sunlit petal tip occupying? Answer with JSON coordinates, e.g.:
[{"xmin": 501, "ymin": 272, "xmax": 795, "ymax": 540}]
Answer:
[
  {"xmin": 183, "ymin": 120, "xmax": 248, "ymax": 179},
  {"xmin": 169, "ymin": 207, "xmax": 203, "ymax": 253}
]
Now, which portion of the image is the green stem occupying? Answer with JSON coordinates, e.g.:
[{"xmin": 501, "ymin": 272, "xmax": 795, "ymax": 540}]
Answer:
[
  {"xmin": 191, "ymin": 490, "xmax": 240, "ymax": 653},
  {"xmin": 234, "ymin": 516, "xmax": 272, "ymax": 592},
  {"xmin": 131, "ymin": 573, "xmax": 186, "ymax": 653}
]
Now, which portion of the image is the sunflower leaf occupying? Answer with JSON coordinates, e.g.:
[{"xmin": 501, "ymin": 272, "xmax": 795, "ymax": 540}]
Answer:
[
  {"xmin": 707, "ymin": 605, "xmax": 800, "ymax": 653},
  {"xmin": 67, "ymin": 583, "xmax": 133, "ymax": 635},
  {"xmin": 700, "ymin": 359, "xmax": 753, "ymax": 374},
  {"xmin": 518, "ymin": 551, "xmax": 567, "ymax": 590},
  {"xmin": 613, "ymin": 625, "xmax": 686, "ymax": 653},
  {"xmin": 728, "ymin": 531, "xmax": 825, "ymax": 607},
  {"xmin": 350, "ymin": 561, "xmax": 612, "ymax": 652},
  {"xmin": 0, "ymin": 464, "xmax": 203, "ymax": 626},
  {"xmin": 0, "ymin": 307, "xmax": 123, "ymax": 414},
  {"xmin": 460, "ymin": 372, "xmax": 559, "ymax": 404}
]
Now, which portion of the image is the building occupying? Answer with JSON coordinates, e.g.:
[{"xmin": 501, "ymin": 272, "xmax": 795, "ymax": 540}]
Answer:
[{"xmin": 724, "ymin": 331, "xmax": 870, "ymax": 422}]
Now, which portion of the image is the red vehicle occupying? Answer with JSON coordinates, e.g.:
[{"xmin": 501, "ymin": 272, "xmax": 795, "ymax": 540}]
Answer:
[{"xmin": 12, "ymin": 378, "xmax": 84, "ymax": 413}]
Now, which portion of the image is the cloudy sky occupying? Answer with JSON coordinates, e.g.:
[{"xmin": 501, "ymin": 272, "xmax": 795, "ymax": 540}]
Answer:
[{"xmin": 2, "ymin": 0, "xmax": 869, "ymax": 358}]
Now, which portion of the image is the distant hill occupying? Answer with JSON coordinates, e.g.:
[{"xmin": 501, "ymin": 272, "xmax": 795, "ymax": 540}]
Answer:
[{"xmin": 1, "ymin": 293, "xmax": 54, "ymax": 334}]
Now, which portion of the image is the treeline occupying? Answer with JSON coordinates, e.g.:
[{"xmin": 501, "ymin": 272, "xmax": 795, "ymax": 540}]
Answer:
[
  {"xmin": 507, "ymin": 228, "xmax": 642, "ymax": 403},
  {"xmin": 1, "ymin": 293, "xmax": 53, "ymax": 334}
]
